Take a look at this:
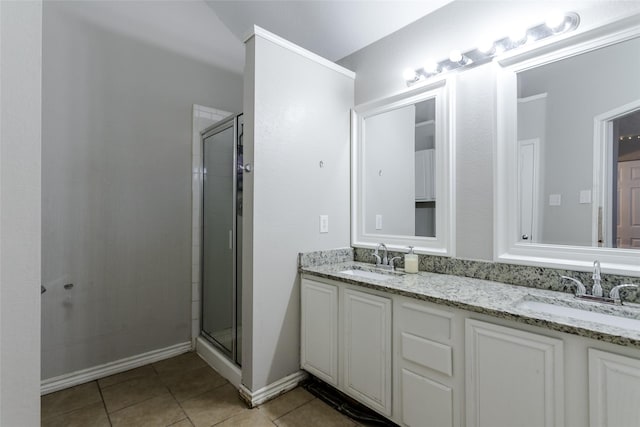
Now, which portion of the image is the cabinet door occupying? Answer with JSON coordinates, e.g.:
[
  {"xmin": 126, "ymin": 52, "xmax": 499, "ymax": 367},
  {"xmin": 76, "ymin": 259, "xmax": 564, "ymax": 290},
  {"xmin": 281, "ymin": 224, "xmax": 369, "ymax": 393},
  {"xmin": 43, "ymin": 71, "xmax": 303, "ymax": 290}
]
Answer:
[
  {"xmin": 589, "ymin": 348, "xmax": 640, "ymax": 427},
  {"xmin": 415, "ymin": 149, "xmax": 435, "ymax": 202},
  {"xmin": 465, "ymin": 319, "xmax": 564, "ymax": 427},
  {"xmin": 402, "ymin": 368, "xmax": 452, "ymax": 427},
  {"xmin": 343, "ymin": 288, "xmax": 392, "ymax": 416},
  {"xmin": 301, "ymin": 278, "xmax": 338, "ymax": 386}
]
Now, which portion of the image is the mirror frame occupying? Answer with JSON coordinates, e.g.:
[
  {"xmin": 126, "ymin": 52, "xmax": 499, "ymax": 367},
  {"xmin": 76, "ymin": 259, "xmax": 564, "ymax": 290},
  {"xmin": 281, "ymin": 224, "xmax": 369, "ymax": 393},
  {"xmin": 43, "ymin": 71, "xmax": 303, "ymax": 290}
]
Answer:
[
  {"xmin": 495, "ymin": 14, "xmax": 640, "ymax": 275},
  {"xmin": 351, "ymin": 77, "xmax": 455, "ymax": 255}
]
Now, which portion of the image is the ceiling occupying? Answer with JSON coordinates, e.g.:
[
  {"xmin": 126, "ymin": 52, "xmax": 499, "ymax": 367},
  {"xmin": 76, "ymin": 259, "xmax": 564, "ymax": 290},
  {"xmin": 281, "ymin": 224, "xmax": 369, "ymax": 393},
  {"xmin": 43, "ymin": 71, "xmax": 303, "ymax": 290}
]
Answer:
[
  {"xmin": 205, "ymin": 0, "xmax": 454, "ymax": 64},
  {"xmin": 55, "ymin": 0, "xmax": 454, "ymax": 74}
]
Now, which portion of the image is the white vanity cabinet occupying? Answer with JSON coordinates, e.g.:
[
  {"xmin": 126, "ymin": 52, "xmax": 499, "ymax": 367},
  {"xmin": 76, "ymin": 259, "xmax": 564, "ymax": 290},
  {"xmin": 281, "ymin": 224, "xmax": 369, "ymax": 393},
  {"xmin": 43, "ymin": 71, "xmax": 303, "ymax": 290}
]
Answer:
[
  {"xmin": 300, "ymin": 277, "xmax": 339, "ymax": 386},
  {"xmin": 589, "ymin": 348, "xmax": 640, "ymax": 427},
  {"xmin": 300, "ymin": 276, "xmax": 392, "ymax": 416},
  {"xmin": 395, "ymin": 298, "xmax": 460, "ymax": 427},
  {"xmin": 342, "ymin": 288, "xmax": 392, "ymax": 416},
  {"xmin": 465, "ymin": 319, "xmax": 565, "ymax": 427}
]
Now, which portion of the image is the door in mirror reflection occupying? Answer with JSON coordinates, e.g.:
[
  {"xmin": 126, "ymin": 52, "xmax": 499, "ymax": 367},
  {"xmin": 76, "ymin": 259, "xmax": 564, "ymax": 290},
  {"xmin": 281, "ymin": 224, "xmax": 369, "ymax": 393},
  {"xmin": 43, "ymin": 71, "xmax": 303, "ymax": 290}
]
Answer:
[
  {"xmin": 516, "ymin": 36, "xmax": 640, "ymax": 248},
  {"xmin": 364, "ymin": 98, "xmax": 436, "ymax": 237},
  {"xmin": 613, "ymin": 110, "xmax": 640, "ymax": 248}
]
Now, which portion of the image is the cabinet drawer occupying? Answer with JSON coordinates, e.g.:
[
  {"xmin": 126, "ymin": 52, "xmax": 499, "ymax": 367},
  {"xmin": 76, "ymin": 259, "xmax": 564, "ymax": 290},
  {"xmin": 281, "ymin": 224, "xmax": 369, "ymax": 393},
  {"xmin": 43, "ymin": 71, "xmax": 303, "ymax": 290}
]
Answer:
[
  {"xmin": 398, "ymin": 301, "xmax": 453, "ymax": 343},
  {"xmin": 402, "ymin": 369, "xmax": 453, "ymax": 427},
  {"xmin": 401, "ymin": 332, "xmax": 452, "ymax": 376}
]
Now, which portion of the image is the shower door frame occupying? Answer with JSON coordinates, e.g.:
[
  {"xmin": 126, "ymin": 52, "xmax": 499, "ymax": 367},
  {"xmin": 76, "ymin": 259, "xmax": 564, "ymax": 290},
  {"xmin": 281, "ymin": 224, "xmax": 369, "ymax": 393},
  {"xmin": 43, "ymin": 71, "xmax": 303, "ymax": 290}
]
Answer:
[{"xmin": 200, "ymin": 114, "xmax": 241, "ymax": 365}]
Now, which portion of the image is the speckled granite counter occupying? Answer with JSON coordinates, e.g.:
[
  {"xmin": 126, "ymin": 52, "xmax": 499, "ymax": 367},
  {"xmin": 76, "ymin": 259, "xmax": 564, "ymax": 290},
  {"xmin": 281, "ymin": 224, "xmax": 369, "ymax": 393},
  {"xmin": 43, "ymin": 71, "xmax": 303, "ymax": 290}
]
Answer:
[{"xmin": 300, "ymin": 260, "xmax": 640, "ymax": 349}]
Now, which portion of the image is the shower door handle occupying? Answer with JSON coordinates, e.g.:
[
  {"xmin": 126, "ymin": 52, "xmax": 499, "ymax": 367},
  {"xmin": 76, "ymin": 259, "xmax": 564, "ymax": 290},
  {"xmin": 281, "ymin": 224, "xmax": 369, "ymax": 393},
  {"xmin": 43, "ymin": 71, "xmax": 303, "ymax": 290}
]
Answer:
[{"xmin": 229, "ymin": 230, "xmax": 233, "ymax": 250}]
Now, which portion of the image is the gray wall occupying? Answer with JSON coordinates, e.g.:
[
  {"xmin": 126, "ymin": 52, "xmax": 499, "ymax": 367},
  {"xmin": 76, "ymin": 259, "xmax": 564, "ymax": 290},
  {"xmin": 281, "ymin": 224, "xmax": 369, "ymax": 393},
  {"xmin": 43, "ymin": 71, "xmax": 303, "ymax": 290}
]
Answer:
[
  {"xmin": 365, "ymin": 105, "xmax": 415, "ymax": 236},
  {"xmin": 41, "ymin": 2, "xmax": 243, "ymax": 379},
  {"xmin": 0, "ymin": 1, "xmax": 42, "ymax": 424},
  {"xmin": 243, "ymin": 34, "xmax": 353, "ymax": 390},
  {"xmin": 339, "ymin": 0, "xmax": 640, "ymax": 261}
]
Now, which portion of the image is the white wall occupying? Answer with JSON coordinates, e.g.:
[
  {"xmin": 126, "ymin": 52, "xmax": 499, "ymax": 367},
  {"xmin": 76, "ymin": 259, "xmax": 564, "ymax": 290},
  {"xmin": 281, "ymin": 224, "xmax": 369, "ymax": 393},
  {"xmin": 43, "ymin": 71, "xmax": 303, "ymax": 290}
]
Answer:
[
  {"xmin": 41, "ymin": 2, "xmax": 243, "ymax": 379},
  {"xmin": 339, "ymin": 0, "xmax": 640, "ymax": 261},
  {"xmin": 0, "ymin": 1, "xmax": 42, "ymax": 424},
  {"xmin": 365, "ymin": 105, "xmax": 415, "ymax": 236},
  {"xmin": 242, "ymin": 31, "xmax": 354, "ymax": 390}
]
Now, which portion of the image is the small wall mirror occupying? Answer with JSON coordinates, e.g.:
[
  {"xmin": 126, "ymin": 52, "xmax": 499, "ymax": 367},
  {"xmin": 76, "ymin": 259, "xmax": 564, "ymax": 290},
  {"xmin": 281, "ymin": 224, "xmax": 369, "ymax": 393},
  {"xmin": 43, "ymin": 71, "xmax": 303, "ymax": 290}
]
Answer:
[
  {"xmin": 352, "ymin": 79, "xmax": 454, "ymax": 255},
  {"xmin": 496, "ymin": 16, "xmax": 640, "ymax": 274}
]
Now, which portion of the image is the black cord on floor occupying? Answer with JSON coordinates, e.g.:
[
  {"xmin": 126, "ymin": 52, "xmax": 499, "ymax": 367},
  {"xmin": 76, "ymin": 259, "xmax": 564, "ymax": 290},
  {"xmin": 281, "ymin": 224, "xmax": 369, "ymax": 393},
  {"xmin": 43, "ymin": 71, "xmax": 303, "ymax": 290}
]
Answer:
[{"xmin": 302, "ymin": 377, "xmax": 398, "ymax": 426}]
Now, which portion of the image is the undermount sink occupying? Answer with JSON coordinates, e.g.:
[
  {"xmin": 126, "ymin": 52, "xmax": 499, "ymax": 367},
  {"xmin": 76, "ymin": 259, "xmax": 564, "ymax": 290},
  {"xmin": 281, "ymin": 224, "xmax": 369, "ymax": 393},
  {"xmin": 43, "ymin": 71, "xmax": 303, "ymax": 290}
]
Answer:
[
  {"xmin": 515, "ymin": 296, "xmax": 640, "ymax": 330},
  {"xmin": 339, "ymin": 268, "xmax": 401, "ymax": 281}
]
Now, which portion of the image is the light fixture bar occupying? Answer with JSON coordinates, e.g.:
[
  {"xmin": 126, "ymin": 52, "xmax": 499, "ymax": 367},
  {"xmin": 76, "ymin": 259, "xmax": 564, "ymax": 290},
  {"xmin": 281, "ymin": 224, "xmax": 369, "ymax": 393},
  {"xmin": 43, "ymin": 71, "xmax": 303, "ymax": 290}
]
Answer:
[{"xmin": 404, "ymin": 12, "xmax": 580, "ymax": 86}]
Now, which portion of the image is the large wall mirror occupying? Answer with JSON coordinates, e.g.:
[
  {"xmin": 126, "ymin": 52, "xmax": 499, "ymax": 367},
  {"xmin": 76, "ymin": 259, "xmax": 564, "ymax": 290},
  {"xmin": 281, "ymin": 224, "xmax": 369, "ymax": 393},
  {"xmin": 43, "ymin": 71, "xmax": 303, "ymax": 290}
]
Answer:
[
  {"xmin": 496, "ymin": 16, "xmax": 640, "ymax": 274},
  {"xmin": 352, "ymin": 78, "xmax": 454, "ymax": 255}
]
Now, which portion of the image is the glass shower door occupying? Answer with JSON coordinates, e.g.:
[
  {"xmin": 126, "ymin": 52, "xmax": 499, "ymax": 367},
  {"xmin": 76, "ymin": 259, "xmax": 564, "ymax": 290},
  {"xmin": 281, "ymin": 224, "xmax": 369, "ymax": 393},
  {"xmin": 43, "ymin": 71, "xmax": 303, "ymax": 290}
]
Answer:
[{"xmin": 202, "ymin": 120, "xmax": 236, "ymax": 357}]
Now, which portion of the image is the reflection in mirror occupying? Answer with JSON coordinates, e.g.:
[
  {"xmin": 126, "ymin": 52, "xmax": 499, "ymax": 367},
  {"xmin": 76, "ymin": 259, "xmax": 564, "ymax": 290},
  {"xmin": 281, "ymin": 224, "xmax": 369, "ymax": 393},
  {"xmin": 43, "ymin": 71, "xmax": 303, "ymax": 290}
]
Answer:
[
  {"xmin": 516, "ymin": 36, "xmax": 640, "ymax": 248},
  {"xmin": 364, "ymin": 98, "xmax": 436, "ymax": 237},
  {"xmin": 352, "ymin": 79, "xmax": 453, "ymax": 256}
]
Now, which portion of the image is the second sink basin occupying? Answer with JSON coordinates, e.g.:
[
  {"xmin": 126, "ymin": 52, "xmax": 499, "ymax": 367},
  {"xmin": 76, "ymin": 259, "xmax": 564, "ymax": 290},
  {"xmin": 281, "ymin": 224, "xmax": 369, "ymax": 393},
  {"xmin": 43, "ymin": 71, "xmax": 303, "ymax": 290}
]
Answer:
[
  {"xmin": 339, "ymin": 268, "xmax": 401, "ymax": 281},
  {"xmin": 515, "ymin": 296, "xmax": 640, "ymax": 330}
]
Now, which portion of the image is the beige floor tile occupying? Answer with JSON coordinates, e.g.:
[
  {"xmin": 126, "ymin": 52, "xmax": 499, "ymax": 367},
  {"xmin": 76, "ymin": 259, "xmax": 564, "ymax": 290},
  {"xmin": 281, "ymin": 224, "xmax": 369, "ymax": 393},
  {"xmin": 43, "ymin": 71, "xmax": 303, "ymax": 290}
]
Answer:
[
  {"xmin": 259, "ymin": 388, "xmax": 315, "ymax": 421},
  {"xmin": 110, "ymin": 393, "xmax": 186, "ymax": 427},
  {"xmin": 181, "ymin": 383, "xmax": 249, "ymax": 427},
  {"xmin": 101, "ymin": 374, "xmax": 170, "ymax": 413},
  {"xmin": 274, "ymin": 399, "xmax": 356, "ymax": 427},
  {"xmin": 160, "ymin": 365, "xmax": 227, "ymax": 402},
  {"xmin": 153, "ymin": 352, "xmax": 206, "ymax": 375},
  {"xmin": 41, "ymin": 402, "xmax": 110, "ymax": 427},
  {"xmin": 214, "ymin": 408, "xmax": 275, "ymax": 426},
  {"xmin": 41, "ymin": 381, "xmax": 103, "ymax": 420},
  {"xmin": 169, "ymin": 419, "xmax": 195, "ymax": 427},
  {"xmin": 99, "ymin": 364, "xmax": 157, "ymax": 389}
]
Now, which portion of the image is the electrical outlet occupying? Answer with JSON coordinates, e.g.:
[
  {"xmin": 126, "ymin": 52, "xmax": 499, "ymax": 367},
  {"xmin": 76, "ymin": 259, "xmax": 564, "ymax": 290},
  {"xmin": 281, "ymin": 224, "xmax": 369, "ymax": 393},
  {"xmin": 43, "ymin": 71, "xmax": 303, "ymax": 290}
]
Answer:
[
  {"xmin": 319, "ymin": 215, "xmax": 329, "ymax": 233},
  {"xmin": 549, "ymin": 194, "xmax": 561, "ymax": 206}
]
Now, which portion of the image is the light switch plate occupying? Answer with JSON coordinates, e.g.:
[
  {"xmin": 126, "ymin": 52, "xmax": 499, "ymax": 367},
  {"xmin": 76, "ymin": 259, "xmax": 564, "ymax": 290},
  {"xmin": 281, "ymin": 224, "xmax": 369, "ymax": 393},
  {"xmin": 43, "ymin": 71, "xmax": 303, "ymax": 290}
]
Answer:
[
  {"xmin": 579, "ymin": 190, "xmax": 592, "ymax": 204},
  {"xmin": 375, "ymin": 214, "xmax": 383, "ymax": 230},
  {"xmin": 549, "ymin": 194, "xmax": 561, "ymax": 206},
  {"xmin": 319, "ymin": 215, "xmax": 329, "ymax": 233}
]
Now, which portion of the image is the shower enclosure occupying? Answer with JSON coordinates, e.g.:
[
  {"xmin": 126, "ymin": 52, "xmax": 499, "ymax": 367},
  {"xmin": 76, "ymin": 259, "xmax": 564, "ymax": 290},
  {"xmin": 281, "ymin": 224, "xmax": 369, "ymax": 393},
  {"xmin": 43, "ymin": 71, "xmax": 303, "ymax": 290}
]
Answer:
[{"xmin": 201, "ymin": 114, "xmax": 243, "ymax": 366}]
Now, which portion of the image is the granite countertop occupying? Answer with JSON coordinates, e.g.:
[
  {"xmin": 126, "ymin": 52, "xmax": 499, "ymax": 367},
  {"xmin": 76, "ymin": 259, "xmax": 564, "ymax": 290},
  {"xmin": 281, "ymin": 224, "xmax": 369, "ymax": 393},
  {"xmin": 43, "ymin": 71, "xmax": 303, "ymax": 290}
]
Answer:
[{"xmin": 300, "ymin": 261, "xmax": 640, "ymax": 349}]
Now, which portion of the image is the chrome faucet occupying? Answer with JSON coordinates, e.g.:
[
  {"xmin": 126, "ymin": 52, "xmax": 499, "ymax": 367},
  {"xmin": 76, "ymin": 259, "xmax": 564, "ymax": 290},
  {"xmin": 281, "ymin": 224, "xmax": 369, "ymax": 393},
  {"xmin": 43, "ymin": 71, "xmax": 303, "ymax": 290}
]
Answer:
[
  {"xmin": 373, "ymin": 243, "xmax": 387, "ymax": 266},
  {"xmin": 592, "ymin": 260, "xmax": 603, "ymax": 297},
  {"xmin": 609, "ymin": 284, "xmax": 639, "ymax": 305},
  {"xmin": 373, "ymin": 243, "xmax": 400, "ymax": 271}
]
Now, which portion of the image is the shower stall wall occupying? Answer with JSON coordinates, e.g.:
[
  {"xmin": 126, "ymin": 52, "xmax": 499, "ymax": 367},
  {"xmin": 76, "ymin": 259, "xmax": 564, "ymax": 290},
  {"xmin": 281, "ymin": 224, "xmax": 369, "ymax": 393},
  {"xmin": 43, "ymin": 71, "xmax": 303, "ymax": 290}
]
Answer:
[{"xmin": 201, "ymin": 114, "xmax": 243, "ymax": 366}]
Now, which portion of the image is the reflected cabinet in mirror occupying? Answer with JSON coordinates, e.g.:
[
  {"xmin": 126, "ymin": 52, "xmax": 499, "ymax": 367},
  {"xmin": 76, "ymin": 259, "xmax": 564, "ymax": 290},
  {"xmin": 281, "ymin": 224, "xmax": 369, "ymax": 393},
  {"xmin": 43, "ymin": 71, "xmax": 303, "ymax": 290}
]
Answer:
[
  {"xmin": 496, "ymin": 16, "xmax": 640, "ymax": 274},
  {"xmin": 352, "ymin": 79, "xmax": 454, "ymax": 255}
]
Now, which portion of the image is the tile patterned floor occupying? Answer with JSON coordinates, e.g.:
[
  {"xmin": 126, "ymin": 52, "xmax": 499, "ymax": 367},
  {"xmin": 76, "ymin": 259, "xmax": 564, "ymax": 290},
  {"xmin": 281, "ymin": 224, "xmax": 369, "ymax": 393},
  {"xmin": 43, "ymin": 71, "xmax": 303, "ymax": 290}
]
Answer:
[{"xmin": 41, "ymin": 352, "xmax": 359, "ymax": 427}]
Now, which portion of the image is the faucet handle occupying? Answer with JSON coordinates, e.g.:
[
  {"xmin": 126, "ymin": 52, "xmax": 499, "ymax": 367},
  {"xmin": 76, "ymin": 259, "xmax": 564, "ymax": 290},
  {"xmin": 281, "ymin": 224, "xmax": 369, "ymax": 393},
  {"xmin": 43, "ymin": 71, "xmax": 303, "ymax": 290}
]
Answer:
[
  {"xmin": 609, "ymin": 284, "xmax": 639, "ymax": 304},
  {"xmin": 372, "ymin": 252, "xmax": 382, "ymax": 265},
  {"xmin": 389, "ymin": 256, "xmax": 402, "ymax": 270},
  {"xmin": 560, "ymin": 275, "xmax": 587, "ymax": 296}
]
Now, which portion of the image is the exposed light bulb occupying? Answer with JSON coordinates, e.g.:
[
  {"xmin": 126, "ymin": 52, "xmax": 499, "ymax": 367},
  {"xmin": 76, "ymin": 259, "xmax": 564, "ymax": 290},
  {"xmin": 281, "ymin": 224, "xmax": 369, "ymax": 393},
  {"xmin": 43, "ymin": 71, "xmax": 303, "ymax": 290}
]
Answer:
[
  {"xmin": 423, "ymin": 61, "xmax": 439, "ymax": 74},
  {"xmin": 403, "ymin": 68, "xmax": 417, "ymax": 81},
  {"xmin": 509, "ymin": 27, "xmax": 527, "ymax": 43},
  {"xmin": 477, "ymin": 39, "xmax": 494, "ymax": 53},
  {"xmin": 545, "ymin": 11, "xmax": 566, "ymax": 30},
  {"xmin": 449, "ymin": 50, "xmax": 463, "ymax": 63}
]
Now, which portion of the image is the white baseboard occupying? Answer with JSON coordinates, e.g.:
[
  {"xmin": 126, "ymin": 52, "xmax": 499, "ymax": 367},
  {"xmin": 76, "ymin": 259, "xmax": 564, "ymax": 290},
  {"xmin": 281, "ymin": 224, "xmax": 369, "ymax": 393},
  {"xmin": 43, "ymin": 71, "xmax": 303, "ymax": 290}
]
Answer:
[
  {"xmin": 239, "ymin": 370, "xmax": 308, "ymax": 407},
  {"xmin": 195, "ymin": 336, "xmax": 242, "ymax": 388},
  {"xmin": 41, "ymin": 341, "xmax": 192, "ymax": 395}
]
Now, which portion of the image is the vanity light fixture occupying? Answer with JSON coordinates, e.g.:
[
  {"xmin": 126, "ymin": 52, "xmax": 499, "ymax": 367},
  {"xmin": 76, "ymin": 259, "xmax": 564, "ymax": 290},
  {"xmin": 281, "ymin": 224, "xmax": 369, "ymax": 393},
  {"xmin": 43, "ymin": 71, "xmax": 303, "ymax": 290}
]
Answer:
[
  {"xmin": 403, "ymin": 11, "xmax": 580, "ymax": 86},
  {"xmin": 449, "ymin": 49, "xmax": 471, "ymax": 66}
]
